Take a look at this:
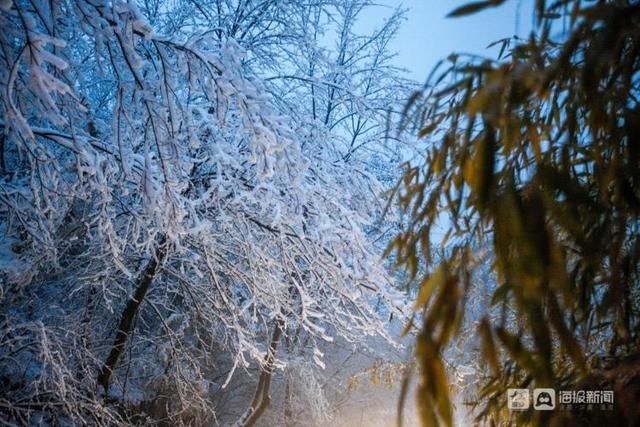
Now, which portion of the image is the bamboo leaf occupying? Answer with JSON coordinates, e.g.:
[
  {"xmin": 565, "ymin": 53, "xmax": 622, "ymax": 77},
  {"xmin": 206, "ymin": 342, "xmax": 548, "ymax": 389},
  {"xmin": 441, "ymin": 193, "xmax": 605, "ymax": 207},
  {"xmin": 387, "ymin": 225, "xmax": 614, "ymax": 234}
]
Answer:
[{"xmin": 448, "ymin": 0, "xmax": 505, "ymax": 18}]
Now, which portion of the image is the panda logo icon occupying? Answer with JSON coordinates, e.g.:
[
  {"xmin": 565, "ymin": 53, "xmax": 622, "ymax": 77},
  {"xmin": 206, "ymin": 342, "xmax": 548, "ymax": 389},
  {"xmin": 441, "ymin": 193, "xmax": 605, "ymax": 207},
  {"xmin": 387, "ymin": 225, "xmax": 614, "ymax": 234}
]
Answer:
[{"xmin": 533, "ymin": 389, "xmax": 556, "ymax": 410}]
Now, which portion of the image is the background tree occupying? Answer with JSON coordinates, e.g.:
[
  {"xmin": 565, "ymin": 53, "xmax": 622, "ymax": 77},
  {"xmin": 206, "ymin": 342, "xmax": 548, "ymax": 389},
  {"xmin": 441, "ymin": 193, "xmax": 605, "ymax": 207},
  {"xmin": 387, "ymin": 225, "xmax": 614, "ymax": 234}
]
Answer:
[{"xmin": 390, "ymin": 1, "xmax": 640, "ymax": 425}]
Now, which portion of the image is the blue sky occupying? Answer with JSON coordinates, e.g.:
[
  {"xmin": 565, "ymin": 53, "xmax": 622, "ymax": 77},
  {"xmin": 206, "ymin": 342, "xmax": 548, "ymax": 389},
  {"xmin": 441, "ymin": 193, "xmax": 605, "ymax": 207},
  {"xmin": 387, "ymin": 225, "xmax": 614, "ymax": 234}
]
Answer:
[
  {"xmin": 355, "ymin": 1, "xmax": 536, "ymax": 243},
  {"xmin": 359, "ymin": 0, "xmax": 535, "ymax": 80}
]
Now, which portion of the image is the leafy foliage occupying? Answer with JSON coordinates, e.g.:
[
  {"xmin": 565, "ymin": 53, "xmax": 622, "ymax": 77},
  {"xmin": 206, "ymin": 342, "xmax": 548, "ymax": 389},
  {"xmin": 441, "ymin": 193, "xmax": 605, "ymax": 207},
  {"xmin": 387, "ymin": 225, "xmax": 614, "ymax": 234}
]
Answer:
[{"xmin": 390, "ymin": 1, "xmax": 640, "ymax": 425}]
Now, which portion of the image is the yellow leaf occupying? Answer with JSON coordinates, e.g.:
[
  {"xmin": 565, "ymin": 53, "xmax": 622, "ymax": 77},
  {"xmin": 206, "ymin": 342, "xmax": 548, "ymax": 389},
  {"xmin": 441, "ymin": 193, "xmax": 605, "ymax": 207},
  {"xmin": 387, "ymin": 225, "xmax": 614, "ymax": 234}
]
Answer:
[{"xmin": 414, "ymin": 264, "xmax": 447, "ymax": 309}]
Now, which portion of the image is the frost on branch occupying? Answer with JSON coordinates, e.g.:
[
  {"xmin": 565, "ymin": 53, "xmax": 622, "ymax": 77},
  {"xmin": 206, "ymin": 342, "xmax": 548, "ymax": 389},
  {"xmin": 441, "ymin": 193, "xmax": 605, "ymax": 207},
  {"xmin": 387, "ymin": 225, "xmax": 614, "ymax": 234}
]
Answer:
[{"xmin": 0, "ymin": 1, "xmax": 410, "ymax": 425}]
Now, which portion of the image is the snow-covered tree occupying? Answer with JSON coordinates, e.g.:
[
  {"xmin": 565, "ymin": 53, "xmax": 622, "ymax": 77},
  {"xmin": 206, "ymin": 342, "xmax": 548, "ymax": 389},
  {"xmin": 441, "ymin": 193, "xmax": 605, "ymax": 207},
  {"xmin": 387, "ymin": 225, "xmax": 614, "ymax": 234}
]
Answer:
[{"xmin": 0, "ymin": 1, "xmax": 410, "ymax": 425}]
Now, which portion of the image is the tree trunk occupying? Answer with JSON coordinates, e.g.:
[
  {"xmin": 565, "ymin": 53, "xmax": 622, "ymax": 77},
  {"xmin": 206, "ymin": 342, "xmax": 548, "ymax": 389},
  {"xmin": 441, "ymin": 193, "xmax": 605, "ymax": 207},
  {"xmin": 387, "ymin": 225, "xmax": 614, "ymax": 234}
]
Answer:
[
  {"xmin": 284, "ymin": 325, "xmax": 296, "ymax": 427},
  {"xmin": 98, "ymin": 236, "xmax": 167, "ymax": 391},
  {"xmin": 234, "ymin": 317, "xmax": 285, "ymax": 427},
  {"xmin": 284, "ymin": 376, "xmax": 294, "ymax": 427}
]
